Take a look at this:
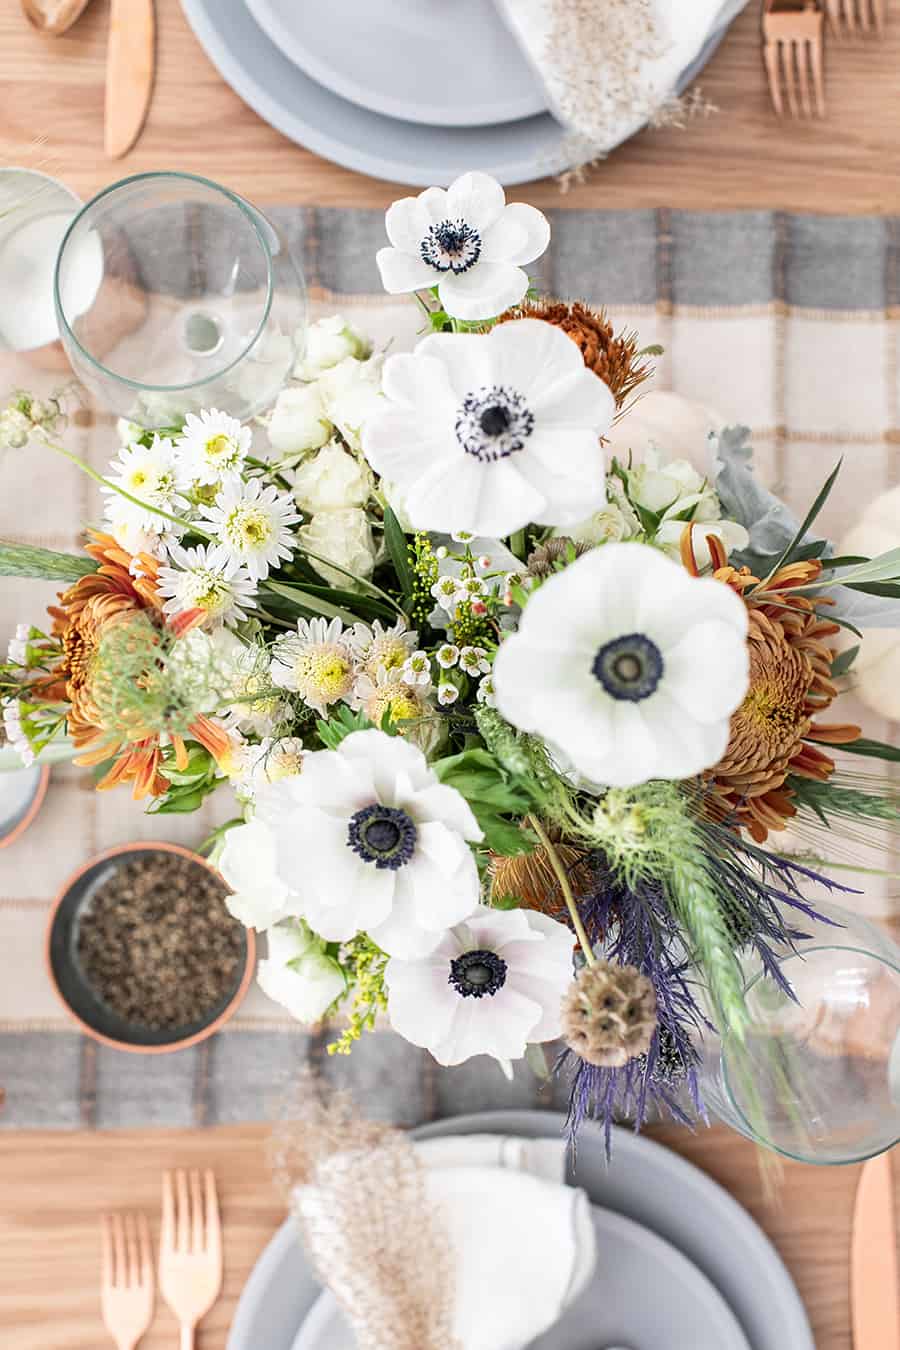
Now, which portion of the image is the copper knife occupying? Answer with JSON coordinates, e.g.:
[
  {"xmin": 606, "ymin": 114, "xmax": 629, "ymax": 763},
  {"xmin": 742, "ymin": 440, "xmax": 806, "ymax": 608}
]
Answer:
[
  {"xmin": 104, "ymin": 0, "xmax": 156, "ymax": 159},
  {"xmin": 852, "ymin": 1152, "xmax": 900, "ymax": 1350}
]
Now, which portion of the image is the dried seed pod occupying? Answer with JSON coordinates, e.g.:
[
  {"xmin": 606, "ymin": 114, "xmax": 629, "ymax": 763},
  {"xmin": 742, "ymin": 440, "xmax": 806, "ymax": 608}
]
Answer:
[{"xmin": 561, "ymin": 959, "xmax": 657, "ymax": 1068}]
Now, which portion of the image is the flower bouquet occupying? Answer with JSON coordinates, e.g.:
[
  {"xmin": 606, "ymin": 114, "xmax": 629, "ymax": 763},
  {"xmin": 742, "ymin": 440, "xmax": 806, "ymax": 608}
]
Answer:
[{"xmin": 4, "ymin": 172, "xmax": 900, "ymax": 1146}]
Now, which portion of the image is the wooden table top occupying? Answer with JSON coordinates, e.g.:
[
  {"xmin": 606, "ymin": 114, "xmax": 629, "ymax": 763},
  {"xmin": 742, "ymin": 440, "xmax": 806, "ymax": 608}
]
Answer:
[
  {"xmin": 0, "ymin": 1121, "xmax": 890, "ymax": 1350},
  {"xmin": 1, "ymin": 0, "xmax": 900, "ymax": 212}
]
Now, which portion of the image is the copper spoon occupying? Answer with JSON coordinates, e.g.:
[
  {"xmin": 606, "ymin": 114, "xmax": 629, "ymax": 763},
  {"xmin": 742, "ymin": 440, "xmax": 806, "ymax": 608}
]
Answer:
[{"xmin": 21, "ymin": 0, "xmax": 95, "ymax": 35}]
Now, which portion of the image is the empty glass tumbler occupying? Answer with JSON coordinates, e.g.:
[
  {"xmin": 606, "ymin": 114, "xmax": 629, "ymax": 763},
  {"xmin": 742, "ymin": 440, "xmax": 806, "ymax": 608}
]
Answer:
[
  {"xmin": 54, "ymin": 172, "xmax": 306, "ymax": 427},
  {"xmin": 695, "ymin": 904, "xmax": 900, "ymax": 1164}
]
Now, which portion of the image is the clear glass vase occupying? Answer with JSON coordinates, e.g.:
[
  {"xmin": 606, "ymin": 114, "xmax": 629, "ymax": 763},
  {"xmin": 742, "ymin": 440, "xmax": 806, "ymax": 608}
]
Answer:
[
  {"xmin": 695, "ymin": 904, "xmax": 900, "ymax": 1164},
  {"xmin": 54, "ymin": 172, "xmax": 306, "ymax": 428}
]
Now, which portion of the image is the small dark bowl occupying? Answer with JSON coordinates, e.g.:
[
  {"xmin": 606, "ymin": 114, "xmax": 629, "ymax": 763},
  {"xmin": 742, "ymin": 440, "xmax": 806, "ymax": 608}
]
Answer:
[{"xmin": 45, "ymin": 841, "xmax": 256, "ymax": 1054}]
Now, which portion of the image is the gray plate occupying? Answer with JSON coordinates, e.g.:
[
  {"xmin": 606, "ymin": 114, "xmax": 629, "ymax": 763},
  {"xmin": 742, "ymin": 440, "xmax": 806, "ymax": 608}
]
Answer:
[
  {"xmin": 290, "ymin": 1204, "xmax": 752, "ymax": 1350},
  {"xmin": 226, "ymin": 1110, "xmax": 813, "ymax": 1350},
  {"xmin": 180, "ymin": 0, "xmax": 745, "ymax": 187},
  {"xmin": 244, "ymin": 0, "xmax": 547, "ymax": 128}
]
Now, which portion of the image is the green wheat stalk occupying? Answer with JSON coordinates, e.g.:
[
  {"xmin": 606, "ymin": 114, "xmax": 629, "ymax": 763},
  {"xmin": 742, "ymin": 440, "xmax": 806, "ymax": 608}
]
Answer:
[
  {"xmin": 0, "ymin": 541, "xmax": 98, "ymax": 582},
  {"xmin": 667, "ymin": 847, "xmax": 749, "ymax": 1042}
]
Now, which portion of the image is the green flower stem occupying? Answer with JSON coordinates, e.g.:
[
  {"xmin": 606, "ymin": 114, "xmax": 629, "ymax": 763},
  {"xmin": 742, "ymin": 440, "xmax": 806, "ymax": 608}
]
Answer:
[
  {"xmin": 526, "ymin": 813, "xmax": 595, "ymax": 966},
  {"xmin": 246, "ymin": 455, "xmax": 292, "ymax": 491},
  {"xmin": 42, "ymin": 436, "xmax": 211, "ymax": 541}
]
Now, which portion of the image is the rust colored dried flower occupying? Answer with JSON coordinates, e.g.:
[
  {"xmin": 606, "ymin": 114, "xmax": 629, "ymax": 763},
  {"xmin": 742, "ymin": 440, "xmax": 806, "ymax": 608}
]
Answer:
[
  {"xmin": 525, "ymin": 536, "xmax": 590, "ymax": 580},
  {"xmin": 495, "ymin": 300, "xmax": 653, "ymax": 409},
  {"xmin": 490, "ymin": 835, "xmax": 592, "ymax": 918},
  {"xmin": 701, "ymin": 554, "xmax": 861, "ymax": 843},
  {"xmin": 561, "ymin": 960, "xmax": 657, "ymax": 1068}
]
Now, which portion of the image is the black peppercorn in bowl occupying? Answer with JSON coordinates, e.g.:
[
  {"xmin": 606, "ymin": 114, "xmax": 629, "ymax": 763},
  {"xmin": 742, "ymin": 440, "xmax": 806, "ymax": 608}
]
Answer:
[{"xmin": 45, "ymin": 842, "xmax": 256, "ymax": 1054}]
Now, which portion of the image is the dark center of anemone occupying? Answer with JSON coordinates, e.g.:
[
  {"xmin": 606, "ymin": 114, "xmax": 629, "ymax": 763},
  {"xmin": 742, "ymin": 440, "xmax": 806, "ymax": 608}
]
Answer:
[
  {"xmin": 448, "ymin": 949, "xmax": 508, "ymax": 999},
  {"xmin": 592, "ymin": 633, "xmax": 664, "ymax": 703},
  {"xmin": 455, "ymin": 385, "xmax": 535, "ymax": 463},
  {"xmin": 347, "ymin": 803, "xmax": 418, "ymax": 870},
  {"xmin": 420, "ymin": 219, "xmax": 482, "ymax": 274}
]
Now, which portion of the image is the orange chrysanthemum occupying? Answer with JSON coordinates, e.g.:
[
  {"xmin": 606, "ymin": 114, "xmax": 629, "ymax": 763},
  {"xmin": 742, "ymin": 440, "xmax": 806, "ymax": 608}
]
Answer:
[
  {"xmin": 45, "ymin": 531, "xmax": 227, "ymax": 800},
  {"xmin": 688, "ymin": 534, "xmax": 860, "ymax": 842}
]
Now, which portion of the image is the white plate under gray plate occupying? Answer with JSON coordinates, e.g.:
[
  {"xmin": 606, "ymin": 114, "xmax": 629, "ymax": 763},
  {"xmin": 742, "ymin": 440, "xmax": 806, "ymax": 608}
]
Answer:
[
  {"xmin": 244, "ymin": 0, "xmax": 546, "ymax": 128},
  {"xmin": 180, "ymin": 0, "xmax": 743, "ymax": 187},
  {"xmin": 226, "ymin": 1110, "xmax": 813, "ymax": 1350},
  {"xmin": 290, "ymin": 1204, "xmax": 752, "ymax": 1350}
]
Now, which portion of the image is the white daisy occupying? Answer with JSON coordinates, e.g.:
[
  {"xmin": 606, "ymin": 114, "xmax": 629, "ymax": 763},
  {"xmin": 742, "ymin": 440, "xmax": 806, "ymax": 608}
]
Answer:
[
  {"xmin": 402, "ymin": 651, "xmax": 432, "ymax": 687},
  {"xmin": 459, "ymin": 646, "xmax": 491, "ymax": 676},
  {"xmin": 103, "ymin": 435, "xmax": 189, "ymax": 532},
  {"xmin": 436, "ymin": 643, "xmax": 460, "ymax": 669},
  {"xmin": 109, "ymin": 516, "xmax": 177, "ymax": 562},
  {"xmin": 200, "ymin": 477, "xmax": 299, "ymax": 581},
  {"xmin": 376, "ymin": 172, "xmax": 550, "ymax": 321},
  {"xmin": 234, "ymin": 736, "xmax": 306, "ymax": 802},
  {"xmin": 156, "ymin": 543, "xmax": 257, "ymax": 628},
  {"xmin": 492, "ymin": 542, "xmax": 750, "ymax": 789},
  {"xmin": 212, "ymin": 631, "xmax": 286, "ymax": 736},
  {"xmin": 253, "ymin": 728, "xmax": 482, "ymax": 957},
  {"xmin": 176, "ymin": 409, "xmax": 251, "ymax": 485},
  {"xmin": 362, "ymin": 320, "xmax": 615, "ymax": 539},
  {"xmin": 385, "ymin": 906, "xmax": 574, "ymax": 1066},
  {"xmin": 270, "ymin": 616, "xmax": 356, "ymax": 717},
  {"xmin": 349, "ymin": 618, "xmax": 418, "ymax": 679}
]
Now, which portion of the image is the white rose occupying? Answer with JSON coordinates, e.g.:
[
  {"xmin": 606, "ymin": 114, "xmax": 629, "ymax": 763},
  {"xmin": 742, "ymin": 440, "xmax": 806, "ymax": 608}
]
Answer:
[
  {"xmin": 300, "ymin": 507, "xmax": 376, "ymax": 587},
  {"xmin": 381, "ymin": 479, "xmax": 415, "ymax": 532},
  {"xmin": 629, "ymin": 451, "xmax": 708, "ymax": 514},
  {"xmin": 561, "ymin": 504, "xmax": 629, "ymax": 547},
  {"xmin": 257, "ymin": 921, "xmax": 346, "ymax": 1024},
  {"xmin": 116, "ymin": 417, "xmax": 145, "ymax": 446},
  {"xmin": 656, "ymin": 518, "xmax": 750, "ymax": 569},
  {"xmin": 294, "ymin": 315, "xmax": 371, "ymax": 381},
  {"xmin": 219, "ymin": 818, "xmax": 298, "ymax": 931},
  {"xmin": 268, "ymin": 383, "xmax": 333, "ymax": 455},
  {"xmin": 317, "ymin": 355, "xmax": 384, "ymax": 451},
  {"xmin": 292, "ymin": 441, "xmax": 372, "ymax": 513}
]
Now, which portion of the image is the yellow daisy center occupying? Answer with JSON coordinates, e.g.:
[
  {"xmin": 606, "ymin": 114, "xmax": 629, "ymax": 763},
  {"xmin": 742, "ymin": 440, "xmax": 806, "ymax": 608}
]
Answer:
[{"xmin": 296, "ymin": 647, "xmax": 352, "ymax": 703}]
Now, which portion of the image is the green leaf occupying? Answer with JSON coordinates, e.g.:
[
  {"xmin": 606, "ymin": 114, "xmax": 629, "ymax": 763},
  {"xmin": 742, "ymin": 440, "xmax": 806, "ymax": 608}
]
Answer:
[
  {"xmin": 823, "ymin": 546, "xmax": 900, "ymax": 587},
  {"xmin": 478, "ymin": 814, "xmax": 536, "ymax": 856},
  {"xmin": 264, "ymin": 581, "xmax": 360, "ymax": 626},
  {"xmin": 830, "ymin": 645, "xmax": 860, "ymax": 678},
  {"xmin": 315, "ymin": 706, "xmax": 373, "ymax": 750},
  {"xmin": 633, "ymin": 501, "xmax": 662, "ymax": 536},
  {"xmin": 0, "ymin": 541, "xmax": 98, "ymax": 582},
  {"xmin": 820, "ymin": 555, "xmax": 870, "ymax": 569},
  {"xmin": 760, "ymin": 458, "xmax": 842, "ymax": 583},
  {"xmin": 843, "ymin": 581, "xmax": 900, "ymax": 599},
  {"xmin": 383, "ymin": 507, "xmax": 414, "ymax": 601},
  {"xmin": 148, "ymin": 784, "xmax": 215, "ymax": 814},
  {"xmin": 491, "ymin": 893, "xmax": 521, "ymax": 911},
  {"xmin": 812, "ymin": 735, "xmax": 900, "ymax": 764}
]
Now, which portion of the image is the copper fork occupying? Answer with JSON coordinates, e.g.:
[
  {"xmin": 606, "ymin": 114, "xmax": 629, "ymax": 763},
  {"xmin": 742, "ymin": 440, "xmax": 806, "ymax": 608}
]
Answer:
[
  {"xmin": 159, "ymin": 1170, "xmax": 223, "ymax": 1350},
  {"xmin": 824, "ymin": 0, "xmax": 886, "ymax": 36},
  {"xmin": 101, "ymin": 1213, "xmax": 154, "ymax": 1350},
  {"xmin": 763, "ymin": 1, "xmax": 826, "ymax": 117}
]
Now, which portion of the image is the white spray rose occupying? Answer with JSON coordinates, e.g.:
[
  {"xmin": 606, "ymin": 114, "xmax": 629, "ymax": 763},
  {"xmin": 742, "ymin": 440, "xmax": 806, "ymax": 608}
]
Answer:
[
  {"xmin": 300, "ymin": 507, "xmax": 377, "ymax": 586},
  {"xmin": 380, "ymin": 480, "xmax": 415, "ymax": 532},
  {"xmin": 292, "ymin": 441, "xmax": 372, "ymax": 513},
  {"xmin": 219, "ymin": 818, "xmax": 298, "ymax": 931},
  {"xmin": 257, "ymin": 920, "xmax": 346, "ymax": 1024},
  {"xmin": 294, "ymin": 315, "xmax": 371, "ymax": 381},
  {"xmin": 268, "ymin": 383, "xmax": 333, "ymax": 455},
  {"xmin": 318, "ymin": 355, "xmax": 384, "ymax": 451},
  {"xmin": 628, "ymin": 451, "xmax": 714, "ymax": 515}
]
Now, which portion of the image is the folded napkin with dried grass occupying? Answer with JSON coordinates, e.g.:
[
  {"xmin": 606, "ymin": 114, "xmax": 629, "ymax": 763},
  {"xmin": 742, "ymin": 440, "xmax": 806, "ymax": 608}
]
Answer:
[
  {"xmin": 273, "ymin": 1089, "xmax": 595, "ymax": 1350},
  {"xmin": 494, "ymin": 0, "xmax": 750, "ymax": 172}
]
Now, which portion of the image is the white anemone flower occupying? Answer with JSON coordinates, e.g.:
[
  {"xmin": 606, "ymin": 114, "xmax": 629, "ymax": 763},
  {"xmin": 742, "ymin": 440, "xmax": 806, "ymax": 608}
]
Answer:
[
  {"xmin": 362, "ymin": 320, "xmax": 615, "ymax": 539},
  {"xmin": 376, "ymin": 172, "xmax": 550, "ymax": 321},
  {"xmin": 176, "ymin": 409, "xmax": 251, "ymax": 485},
  {"xmin": 270, "ymin": 616, "xmax": 356, "ymax": 716},
  {"xmin": 156, "ymin": 543, "xmax": 257, "ymax": 628},
  {"xmin": 385, "ymin": 906, "xmax": 574, "ymax": 1066},
  {"xmin": 492, "ymin": 542, "xmax": 750, "ymax": 788},
  {"xmin": 200, "ymin": 478, "xmax": 299, "ymax": 581},
  {"xmin": 103, "ymin": 435, "xmax": 189, "ymax": 531},
  {"xmin": 254, "ymin": 729, "xmax": 482, "ymax": 958}
]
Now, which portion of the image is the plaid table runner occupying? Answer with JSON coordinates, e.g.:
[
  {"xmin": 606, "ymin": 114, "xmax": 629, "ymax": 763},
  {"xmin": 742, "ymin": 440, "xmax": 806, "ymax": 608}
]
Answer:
[{"xmin": 1, "ymin": 207, "xmax": 898, "ymax": 1130}]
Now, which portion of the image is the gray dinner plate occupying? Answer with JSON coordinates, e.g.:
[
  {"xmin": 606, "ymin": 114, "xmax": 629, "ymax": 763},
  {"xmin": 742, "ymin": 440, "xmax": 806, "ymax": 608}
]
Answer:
[
  {"xmin": 290, "ymin": 1204, "xmax": 752, "ymax": 1350},
  {"xmin": 180, "ymin": 0, "xmax": 747, "ymax": 187},
  {"xmin": 244, "ymin": 0, "xmax": 547, "ymax": 128},
  {"xmin": 226, "ymin": 1110, "xmax": 813, "ymax": 1350}
]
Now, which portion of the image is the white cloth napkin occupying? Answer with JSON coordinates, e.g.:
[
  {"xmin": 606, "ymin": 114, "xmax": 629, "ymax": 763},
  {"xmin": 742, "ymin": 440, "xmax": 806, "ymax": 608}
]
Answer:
[
  {"xmin": 494, "ymin": 0, "xmax": 750, "ymax": 155},
  {"xmin": 292, "ymin": 1134, "xmax": 596, "ymax": 1350}
]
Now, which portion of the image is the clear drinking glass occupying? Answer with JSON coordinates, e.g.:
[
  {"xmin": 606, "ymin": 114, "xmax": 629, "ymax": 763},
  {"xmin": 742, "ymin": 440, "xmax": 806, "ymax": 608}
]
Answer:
[
  {"xmin": 695, "ymin": 904, "xmax": 900, "ymax": 1164},
  {"xmin": 54, "ymin": 172, "xmax": 306, "ymax": 427}
]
